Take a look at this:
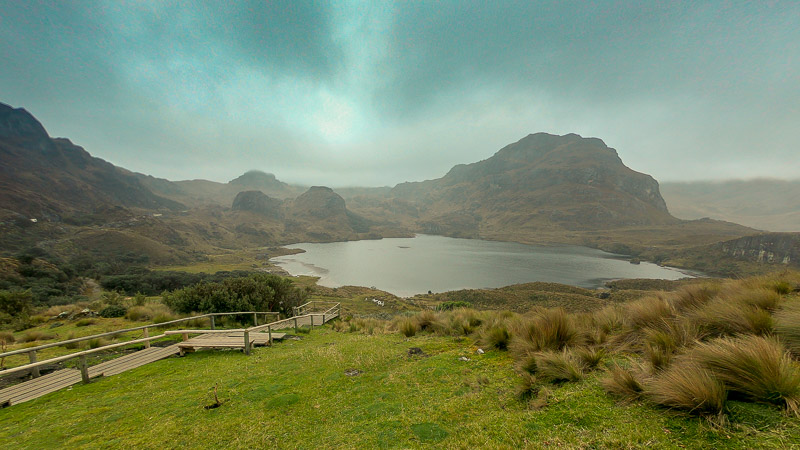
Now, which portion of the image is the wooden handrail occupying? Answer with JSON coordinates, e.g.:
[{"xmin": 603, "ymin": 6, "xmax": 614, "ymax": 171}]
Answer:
[
  {"xmin": 0, "ymin": 333, "xmax": 167, "ymax": 377},
  {"xmin": 0, "ymin": 311, "xmax": 275, "ymax": 359}
]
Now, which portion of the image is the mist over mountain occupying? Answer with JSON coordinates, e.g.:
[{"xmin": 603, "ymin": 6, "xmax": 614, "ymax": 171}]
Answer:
[
  {"xmin": 1, "ymin": 102, "xmax": 782, "ymax": 274},
  {"xmin": 661, "ymin": 179, "xmax": 800, "ymax": 232}
]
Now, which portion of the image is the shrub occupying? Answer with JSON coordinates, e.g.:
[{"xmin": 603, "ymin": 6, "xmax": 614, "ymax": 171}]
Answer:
[
  {"xmin": 125, "ymin": 306, "xmax": 151, "ymax": 321},
  {"xmin": 772, "ymin": 281, "xmax": 793, "ymax": 295},
  {"xmin": 75, "ymin": 318, "xmax": 96, "ymax": 327},
  {"xmin": 399, "ymin": 318, "xmax": 418, "ymax": 337},
  {"xmin": 534, "ymin": 349, "xmax": 584, "ymax": 384},
  {"xmin": 602, "ymin": 363, "xmax": 645, "ymax": 402},
  {"xmin": 688, "ymin": 335, "xmax": 800, "ymax": 415},
  {"xmin": 99, "ymin": 305, "xmax": 127, "ymax": 318},
  {"xmin": 153, "ymin": 313, "xmax": 178, "ymax": 325},
  {"xmin": 644, "ymin": 361, "xmax": 727, "ymax": 417}
]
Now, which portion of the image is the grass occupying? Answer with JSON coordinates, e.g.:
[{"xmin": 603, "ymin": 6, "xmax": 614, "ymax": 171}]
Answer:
[{"xmin": 1, "ymin": 327, "xmax": 799, "ymax": 448}]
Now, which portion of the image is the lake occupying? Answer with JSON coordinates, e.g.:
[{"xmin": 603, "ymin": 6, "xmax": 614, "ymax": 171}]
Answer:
[{"xmin": 271, "ymin": 234, "xmax": 693, "ymax": 297}]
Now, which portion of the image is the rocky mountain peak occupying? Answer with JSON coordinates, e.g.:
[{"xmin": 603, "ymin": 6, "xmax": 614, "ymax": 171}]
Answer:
[
  {"xmin": 0, "ymin": 103, "xmax": 49, "ymax": 140},
  {"xmin": 292, "ymin": 186, "xmax": 347, "ymax": 219}
]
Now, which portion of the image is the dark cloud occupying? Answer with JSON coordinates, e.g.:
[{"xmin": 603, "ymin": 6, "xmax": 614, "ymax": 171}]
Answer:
[{"xmin": 0, "ymin": 1, "xmax": 798, "ymax": 186}]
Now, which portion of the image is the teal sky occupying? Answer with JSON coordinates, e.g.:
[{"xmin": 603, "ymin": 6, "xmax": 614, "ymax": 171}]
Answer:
[{"xmin": 1, "ymin": 1, "xmax": 798, "ymax": 186}]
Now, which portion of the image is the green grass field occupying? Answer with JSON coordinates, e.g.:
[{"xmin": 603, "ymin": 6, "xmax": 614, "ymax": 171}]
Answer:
[{"xmin": 2, "ymin": 326, "xmax": 798, "ymax": 449}]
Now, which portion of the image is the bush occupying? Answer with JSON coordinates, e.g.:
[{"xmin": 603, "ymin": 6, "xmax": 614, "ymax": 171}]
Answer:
[
  {"xmin": 100, "ymin": 305, "xmax": 127, "ymax": 318},
  {"xmin": 482, "ymin": 324, "xmax": 511, "ymax": 351},
  {"xmin": 688, "ymin": 335, "xmax": 800, "ymax": 415},
  {"xmin": 644, "ymin": 361, "xmax": 727, "ymax": 417},
  {"xmin": 574, "ymin": 346, "xmax": 606, "ymax": 370},
  {"xmin": 86, "ymin": 338, "xmax": 109, "ymax": 349},
  {"xmin": 413, "ymin": 310, "xmax": 441, "ymax": 332}
]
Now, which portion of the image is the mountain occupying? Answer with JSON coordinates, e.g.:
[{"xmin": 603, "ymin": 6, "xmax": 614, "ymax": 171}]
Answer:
[
  {"xmin": 0, "ymin": 103, "xmax": 183, "ymax": 223},
  {"xmin": 661, "ymin": 179, "xmax": 800, "ymax": 232},
  {"xmin": 384, "ymin": 133, "xmax": 677, "ymax": 238}
]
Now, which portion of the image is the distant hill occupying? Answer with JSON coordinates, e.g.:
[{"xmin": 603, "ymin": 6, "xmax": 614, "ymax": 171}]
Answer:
[
  {"xmin": 387, "ymin": 133, "xmax": 677, "ymax": 238},
  {"xmin": 0, "ymin": 103, "xmax": 183, "ymax": 223},
  {"xmin": 661, "ymin": 179, "xmax": 800, "ymax": 232}
]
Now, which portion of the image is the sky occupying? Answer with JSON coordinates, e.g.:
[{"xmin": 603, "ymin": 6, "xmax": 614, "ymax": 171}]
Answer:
[{"xmin": 1, "ymin": 1, "xmax": 798, "ymax": 187}]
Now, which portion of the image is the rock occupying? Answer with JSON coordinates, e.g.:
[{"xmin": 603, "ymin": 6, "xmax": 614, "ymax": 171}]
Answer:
[
  {"xmin": 458, "ymin": 356, "xmax": 471, "ymax": 362},
  {"xmin": 344, "ymin": 368, "xmax": 362, "ymax": 376},
  {"xmin": 408, "ymin": 347, "xmax": 428, "ymax": 357},
  {"xmin": 476, "ymin": 349, "xmax": 485, "ymax": 354},
  {"xmin": 49, "ymin": 322, "xmax": 64, "ymax": 329}
]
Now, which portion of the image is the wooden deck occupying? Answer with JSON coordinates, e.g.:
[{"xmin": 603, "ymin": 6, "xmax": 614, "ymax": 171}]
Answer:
[
  {"xmin": 0, "ymin": 345, "xmax": 180, "ymax": 407},
  {"xmin": 0, "ymin": 308, "xmax": 338, "ymax": 408}
]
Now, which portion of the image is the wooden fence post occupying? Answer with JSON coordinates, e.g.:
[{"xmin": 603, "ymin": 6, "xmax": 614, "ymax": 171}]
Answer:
[
  {"xmin": 311, "ymin": 315, "xmax": 314, "ymax": 327},
  {"xmin": 294, "ymin": 317, "xmax": 298, "ymax": 333},
  {"xmin": 143, "ymin": 328, "xmax": 150, "ymax": 349},
  {"xmin": 210, "ymin": 316, "xmax": 216, "ymax": 330},
  {"xmin": 28, "ymin": 351, "xmax": 40, "ymax": 378},
  {"xmin": 244, "ymin": 330, "xmax": 251, "ymax": 355},
  {"xmin": 268, "ymin": 325, "xmax": 272, "ymax": 346},
  {"xmin": 253, "ymin": 313, "xmax": 258, "ymax": 326},
  {"xmin": 323, "ymin": 314, "xmax": 326, "ymax": 323},
  {"xmin": 80, "ymin": 354, "xmax": 89, "ymax": 384}
]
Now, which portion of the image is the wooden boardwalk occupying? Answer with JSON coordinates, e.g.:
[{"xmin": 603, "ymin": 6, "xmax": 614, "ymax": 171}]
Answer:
[{"xmin": 0, "ymin": 305, "xmax": 338, "ymax": 408}]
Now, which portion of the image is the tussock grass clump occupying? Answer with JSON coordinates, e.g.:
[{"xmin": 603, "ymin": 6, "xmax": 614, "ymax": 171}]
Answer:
[
  {"xmin": 86, "ymin": 337, "xmax": 109, "ymax": 349},
  {"xmin": 688, "ymin": 335, "xmax": 800, "ymax": 415},
  {"xmin": 644, "ymin": 361, "xmax": 727, "ymax": 418},
  {"xmin": 126, "ymin": 304, "xmax": 174, "ymax": 322},
  {"xmin": 574, "ymin": 346, "xmax": 606, "ymax": 370},
  {"xmin": 591, "ymin": 305, "xmax": 625, "ymax": 335},
  {"xmin": 625, "ymin": 295, "xmax": 674, "ymax": 330},
  {"xmin": 75, "ymin": 318, "xmax": 95, "ymax": 327},
  {"xmin": 670, "ymin": 284, "xmax": 721, "ymax": 313},
  {"xmin": 414, "ymin": 310, "xmax": 442, "ymax": 332},
  {"xmin": 689, "ymin": 298, "xmax": 774, "ymax": 337},
  {"xmin": 349, "ymin": 318, "xmax": 386, "ymax": 335},
  {"xmin": 399, "ymin": 318, "xmax": 418, "ymax": 337},
  {"xmin": 602, "ymin": 363, "xmax": 645, "ymax": 402},
  {"xmin": 20, "ymin": 330, "xmax": 56, "ymax": 343},
  {"xmin": 481, "ymin": 324, "xmax": 511, "ymax": 350},
  {"xmin": 64, "ymin": 332, "xmax": 79, "ymax": 349},
  {"xmin": 515, "ymin": 374, "xmax": 551, "ymax": 409},
  {"xmin": 510, "ymin": 308, "xmax": 579, "ymax": 357},
  {"xmin": 775, "ymin": 301, "xmax": 800, "ymax": 356},
  {"xmin": 534, "ymin": 349, "xmax": 584, "ymax": 384}
]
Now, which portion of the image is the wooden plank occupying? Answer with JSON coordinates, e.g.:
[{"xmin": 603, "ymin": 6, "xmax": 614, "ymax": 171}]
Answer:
[{"xmin": 0, "ymin": 369, "xmax": 82, "ymax": 405}]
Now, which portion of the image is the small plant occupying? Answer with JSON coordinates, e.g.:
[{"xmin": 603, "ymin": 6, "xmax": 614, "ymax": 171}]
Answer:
[
  {"xmin": 64, "ymin": 332, "xmax": 79, "ymax": 349},
  {"xmin": 482, "ymin": 324, "xmax": 510, "ymax": 350},
  {"xmin": 574, "ymin": 346, "xmax": 606, "ymax": 371},
  {"xmin": 76, "ymin": 318, "xmax": 96, "ymax": 327},
  {"xmin": 414, "ymin": 310, "xmax": 441, "ymax": 332}
]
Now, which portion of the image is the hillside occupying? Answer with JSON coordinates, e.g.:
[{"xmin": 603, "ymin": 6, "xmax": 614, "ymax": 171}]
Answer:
[
  {"xmin": 388, "ymin": 133, "xmax": 676, "ymax": 238},
  {"xmin": 0, "ymin": 103, "xmax": 183, "ymax": 223},
  {"xmin": 661, "ymin": 179, "xmax": 800, "ymax": 232}
]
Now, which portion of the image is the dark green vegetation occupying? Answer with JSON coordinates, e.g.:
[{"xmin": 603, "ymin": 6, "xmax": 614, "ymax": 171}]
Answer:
[{"xmin": 162, "ymin": 273, "xmax": 307, "ymax": 316}]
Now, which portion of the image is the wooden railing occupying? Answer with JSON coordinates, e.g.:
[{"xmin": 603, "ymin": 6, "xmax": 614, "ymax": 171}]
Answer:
[
  {"xmin": 0, "ymin": 311, "xmax": 277, "ymax": 379},
  {"xmin": 0, "ymin": 303, "xmax": 341, "ymax": 381}
]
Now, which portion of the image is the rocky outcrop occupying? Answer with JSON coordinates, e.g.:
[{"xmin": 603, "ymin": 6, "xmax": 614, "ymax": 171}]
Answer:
[
  {"xmin": 718, "ymin": 233, "xmax": 799, "ymax": 266},
  {"xmin": 0, "ymin": 103, "xmax": 49, "ymax": 140},
  {"xmin": 232, "ymin": 190, "xmax": 283, "ymax": 219},
  {"xmin": 291, "ymin": 186, "xmax": 347, "ymax": 219}
]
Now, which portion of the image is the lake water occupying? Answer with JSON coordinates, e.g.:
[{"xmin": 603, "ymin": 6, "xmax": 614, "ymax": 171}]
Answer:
[{"xmin": 271, "ymin": 234, "xmax": 693, "ymax": 297}]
